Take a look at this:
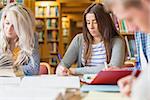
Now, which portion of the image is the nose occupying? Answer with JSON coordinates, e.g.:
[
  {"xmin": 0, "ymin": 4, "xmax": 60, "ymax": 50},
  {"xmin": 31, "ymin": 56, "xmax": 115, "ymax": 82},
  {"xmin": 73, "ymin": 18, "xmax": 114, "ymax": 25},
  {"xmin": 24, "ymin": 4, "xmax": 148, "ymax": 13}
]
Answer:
[
  {"xmin": 8, "ymin": 25, "xmax": 14, "ymax": 32},
  {"xmin": 89, "ymin": 22, "xmax": 94, "ymax": 29}
]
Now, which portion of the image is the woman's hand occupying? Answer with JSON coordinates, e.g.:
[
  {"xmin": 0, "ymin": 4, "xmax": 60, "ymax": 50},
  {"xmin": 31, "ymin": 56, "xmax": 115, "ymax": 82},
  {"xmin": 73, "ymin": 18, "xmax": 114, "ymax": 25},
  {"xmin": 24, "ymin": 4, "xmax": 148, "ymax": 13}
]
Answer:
[
  {"xmin": 103, "ymin": 66, "xmax": 121, "ymax": 71},
  {"xmin": 56, "ymin": 64, "xmax": 70, "ymax": 76},
  {"xmin": 69, "ymin": 68, "xmax": 76, "ymax": 75},
  {"xmin": 117, "ymin": 75, "xmax": 136, "ymax": 97}
]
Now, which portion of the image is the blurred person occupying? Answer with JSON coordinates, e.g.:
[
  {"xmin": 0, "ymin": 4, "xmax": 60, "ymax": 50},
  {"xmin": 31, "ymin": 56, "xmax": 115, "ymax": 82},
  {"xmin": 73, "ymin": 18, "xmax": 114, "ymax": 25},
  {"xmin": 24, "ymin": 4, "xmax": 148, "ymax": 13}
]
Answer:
[{"xmin": 104, "ymin": 0, "xmax": 150, "ymax": 100}]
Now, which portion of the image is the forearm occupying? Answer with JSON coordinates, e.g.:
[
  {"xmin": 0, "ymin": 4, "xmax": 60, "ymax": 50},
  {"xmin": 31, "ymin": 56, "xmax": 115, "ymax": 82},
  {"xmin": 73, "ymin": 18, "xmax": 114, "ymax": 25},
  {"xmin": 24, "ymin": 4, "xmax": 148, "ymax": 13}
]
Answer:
[
  {"xmin": 59, "ymin": 34, "xmax": 82, "ymax": 68},
  {"xmin": 74, "ymin": 65, "xmax": 105, "ymax": 74},
  {"xmin": 108, "ymin": 38, "xmax": 125, "ymax": 67},
  {"xmin": 23, "ymin": 50, "xmax": 40, "ymax": 76}
]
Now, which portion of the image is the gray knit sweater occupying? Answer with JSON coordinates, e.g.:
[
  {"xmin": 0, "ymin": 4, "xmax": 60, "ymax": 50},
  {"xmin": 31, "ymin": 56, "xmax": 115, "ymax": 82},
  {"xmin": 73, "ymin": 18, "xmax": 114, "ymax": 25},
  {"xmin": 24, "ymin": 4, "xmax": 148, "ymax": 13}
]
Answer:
[{"xmin": 60, "ymin": 33, "xmax": 125, "ymax": 74}]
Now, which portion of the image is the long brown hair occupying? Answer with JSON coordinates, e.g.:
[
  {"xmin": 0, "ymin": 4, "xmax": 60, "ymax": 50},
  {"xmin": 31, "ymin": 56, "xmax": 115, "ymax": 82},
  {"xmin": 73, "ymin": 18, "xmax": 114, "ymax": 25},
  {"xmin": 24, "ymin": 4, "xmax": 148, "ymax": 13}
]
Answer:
[{"xmin": 83, "ymin": 3, "xmax": 121, "ymax": 64}]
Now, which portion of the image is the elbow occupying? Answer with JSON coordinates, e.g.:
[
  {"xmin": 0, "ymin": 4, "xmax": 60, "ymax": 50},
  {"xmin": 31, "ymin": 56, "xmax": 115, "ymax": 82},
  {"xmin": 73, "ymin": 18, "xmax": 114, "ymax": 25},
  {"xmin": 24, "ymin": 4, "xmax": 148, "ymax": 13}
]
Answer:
[{"xmin": 23, "ymin": 63, "xmax": 40, "ymax": 76}]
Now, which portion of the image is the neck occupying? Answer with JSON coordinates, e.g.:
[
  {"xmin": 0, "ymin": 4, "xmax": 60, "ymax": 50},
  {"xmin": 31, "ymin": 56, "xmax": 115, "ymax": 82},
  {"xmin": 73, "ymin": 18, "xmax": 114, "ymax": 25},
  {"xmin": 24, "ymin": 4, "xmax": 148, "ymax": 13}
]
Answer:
[
  {"xmin": 93, "ymin": 37, "xmax": 102, "ymax": 44},
  {"xmin": 8, "ymin": 38, "xmax": 18, "ymax": 51}
]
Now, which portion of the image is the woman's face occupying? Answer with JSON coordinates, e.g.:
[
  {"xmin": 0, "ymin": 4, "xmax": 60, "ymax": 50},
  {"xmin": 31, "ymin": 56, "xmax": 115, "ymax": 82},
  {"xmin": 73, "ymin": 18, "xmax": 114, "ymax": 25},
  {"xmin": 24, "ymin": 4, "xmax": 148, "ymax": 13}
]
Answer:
[
  {"xmin": 86, "ymin": 13, "xmax": 100, "ymax": 38},
  {"xmin": 4, "ymin": 14, "xmax": 17, "ymax": 39},
  {"xmin": 112, "ymin": 4, "xmax": 150, "ymax": 33}
]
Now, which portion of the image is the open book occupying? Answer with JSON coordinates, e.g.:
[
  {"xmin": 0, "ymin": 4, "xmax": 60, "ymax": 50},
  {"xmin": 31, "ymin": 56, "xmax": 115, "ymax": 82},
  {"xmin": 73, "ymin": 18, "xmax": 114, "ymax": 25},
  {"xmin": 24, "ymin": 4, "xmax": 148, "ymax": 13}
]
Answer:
[
  {"xmin": 0, "ymin": 54, "xmax": 13, "ymax": 68},
  {"xmin": 0, "ymin": 75, "xmax": 80, "ymax": 100},
  {"xmin": 0, "ymin": 54, "xmax": 15, "ymax": 77},
  {"xmin": 81, "ymin": 68, "xmax": 140, "ymax": 85}
]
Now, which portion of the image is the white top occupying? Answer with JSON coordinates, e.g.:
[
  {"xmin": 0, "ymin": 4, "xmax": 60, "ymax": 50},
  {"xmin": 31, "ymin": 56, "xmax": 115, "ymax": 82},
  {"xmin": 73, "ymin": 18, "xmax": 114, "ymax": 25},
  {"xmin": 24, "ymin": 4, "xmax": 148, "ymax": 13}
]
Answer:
[
  {"xmin": 81, "ymin": 41, "xmax": 106, "ymax": 67},
  {"xmin": 139, "ymin": 38, "xmax": 148, "ymax": 70},
  {"xmin": 131, "ymin": 63, "xmax": 150, "ymax": 100},
  {"xmin": 131, "ymin": 38, "xmax": 150, "ymax": 100}
]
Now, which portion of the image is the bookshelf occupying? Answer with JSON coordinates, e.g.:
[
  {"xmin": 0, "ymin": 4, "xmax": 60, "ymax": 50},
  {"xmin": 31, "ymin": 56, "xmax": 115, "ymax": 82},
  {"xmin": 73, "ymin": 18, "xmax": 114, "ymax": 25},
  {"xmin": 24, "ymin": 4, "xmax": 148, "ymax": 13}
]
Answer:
[
  {"xmin": 62, "ymin": 16, "xmax": 71, "ymax": 52},
  {"xmin": 35, "ymin": 1, "xmax": 63, "ymax": 70}
]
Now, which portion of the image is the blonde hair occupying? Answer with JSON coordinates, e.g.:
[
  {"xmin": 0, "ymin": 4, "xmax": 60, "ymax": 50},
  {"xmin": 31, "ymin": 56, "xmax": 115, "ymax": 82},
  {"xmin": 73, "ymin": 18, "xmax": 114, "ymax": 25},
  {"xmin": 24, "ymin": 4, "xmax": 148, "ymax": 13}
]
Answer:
[{"xmin": 0, "ymin": 3, "xmax": 35, "ymax": 67}]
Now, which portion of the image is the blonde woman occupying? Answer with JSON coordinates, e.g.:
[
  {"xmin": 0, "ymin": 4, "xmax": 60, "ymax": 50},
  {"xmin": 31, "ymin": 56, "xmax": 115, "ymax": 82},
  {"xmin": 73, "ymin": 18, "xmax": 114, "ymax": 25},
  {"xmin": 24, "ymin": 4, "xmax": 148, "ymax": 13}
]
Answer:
[{"xmin": 0, "ymin": 3, "xmax": 40, "ymax": 75}]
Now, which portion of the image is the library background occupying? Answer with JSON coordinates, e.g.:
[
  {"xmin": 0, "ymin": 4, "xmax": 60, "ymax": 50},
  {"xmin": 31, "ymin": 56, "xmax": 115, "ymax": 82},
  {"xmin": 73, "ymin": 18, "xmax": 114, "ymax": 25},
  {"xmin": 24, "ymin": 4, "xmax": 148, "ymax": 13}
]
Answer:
[{"xmin": 0, "ymin": 0, "xmax": 136, "ymax": 73}]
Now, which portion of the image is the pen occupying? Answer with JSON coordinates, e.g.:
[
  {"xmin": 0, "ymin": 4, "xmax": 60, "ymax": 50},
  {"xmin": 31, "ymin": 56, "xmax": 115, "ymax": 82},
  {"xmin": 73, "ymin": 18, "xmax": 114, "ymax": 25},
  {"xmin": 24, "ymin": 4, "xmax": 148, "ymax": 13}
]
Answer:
[
  {"xmin": 104, "ymin": 62, "xmax": 108, "ymax": 69},
  {"xmin": 129, "ymin": 67, "xmax": 137, "ymax": 83},
  {"xmin": 57, "ymin": 53, "xmax": 62, "ymax": 61}
]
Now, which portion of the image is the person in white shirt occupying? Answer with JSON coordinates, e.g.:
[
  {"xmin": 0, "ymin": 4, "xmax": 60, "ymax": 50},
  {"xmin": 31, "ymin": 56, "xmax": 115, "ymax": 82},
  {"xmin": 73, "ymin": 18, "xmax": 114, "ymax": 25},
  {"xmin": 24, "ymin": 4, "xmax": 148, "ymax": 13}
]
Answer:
[{"xmin": 104, "ymin": 0, "xmax": 150, "ymax": 100}]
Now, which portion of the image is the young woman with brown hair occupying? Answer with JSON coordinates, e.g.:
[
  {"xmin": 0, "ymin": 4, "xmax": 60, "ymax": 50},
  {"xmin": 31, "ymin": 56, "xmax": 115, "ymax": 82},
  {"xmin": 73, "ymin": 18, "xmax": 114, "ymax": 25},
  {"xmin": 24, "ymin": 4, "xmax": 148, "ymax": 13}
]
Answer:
[{"xmin": 56, "ymin": 3, "xmax": 125, "ymax": 75}]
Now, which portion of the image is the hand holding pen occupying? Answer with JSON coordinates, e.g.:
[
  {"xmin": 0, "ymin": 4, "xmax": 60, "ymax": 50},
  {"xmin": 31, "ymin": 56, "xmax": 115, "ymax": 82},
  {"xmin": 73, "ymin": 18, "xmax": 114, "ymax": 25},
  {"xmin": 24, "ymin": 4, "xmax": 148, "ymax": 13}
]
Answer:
[
  {"xmin": 117, "ymin": 68, "xmax": 137, "ymax": 97},
  {"xmin": 56, "ymin": 53, "xmax": 72, "ymax": 76},
  {"xmin": 56, "ymin": 64, "xmax": 70, "ymax": 76}
]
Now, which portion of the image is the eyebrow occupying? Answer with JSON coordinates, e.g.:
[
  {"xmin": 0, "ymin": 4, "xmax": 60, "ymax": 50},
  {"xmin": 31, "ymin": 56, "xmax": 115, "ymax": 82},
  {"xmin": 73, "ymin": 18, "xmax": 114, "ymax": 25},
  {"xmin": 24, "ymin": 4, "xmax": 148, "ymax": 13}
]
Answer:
[{"xmin": 86, "ymin": 19, "xmax": 96, "ymax": 21}]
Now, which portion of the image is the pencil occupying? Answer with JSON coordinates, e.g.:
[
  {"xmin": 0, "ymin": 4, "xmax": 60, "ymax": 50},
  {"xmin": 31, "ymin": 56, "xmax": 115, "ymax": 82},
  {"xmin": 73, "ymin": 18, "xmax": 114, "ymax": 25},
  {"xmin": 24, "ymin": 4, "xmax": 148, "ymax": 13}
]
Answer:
[
  {"xmin": 104, "ymin": 62, "xmax": 108, "ymax": 69},
  {"xmin": 129, "ymin": 67, "xmax": 137, "ymax": 83}
]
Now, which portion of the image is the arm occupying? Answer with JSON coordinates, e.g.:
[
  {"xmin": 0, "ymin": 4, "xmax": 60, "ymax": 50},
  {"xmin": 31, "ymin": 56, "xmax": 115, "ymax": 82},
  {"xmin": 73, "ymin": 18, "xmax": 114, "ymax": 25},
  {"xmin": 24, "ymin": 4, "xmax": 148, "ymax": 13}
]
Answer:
[
  {"xmin": 56, "ymin": 34, "xmax": 82, "ymax": 75},
  {"xmin": 59, "ymin": 34, "xmax": 82, "ymax": 68},
  {"xmin": 108, "ymin": 37, "xmax": 125, "ymax": 67},
  {"xmin": 71, "ymin": 66, "xmax": 105, "ymax": 74},
  {"xmin": 73, "ymin": 37, "xmax": 125, "ymax": 74},
  {"xmin": 23, "ymin": 34, "xmax": 40, "ymax": 76}
]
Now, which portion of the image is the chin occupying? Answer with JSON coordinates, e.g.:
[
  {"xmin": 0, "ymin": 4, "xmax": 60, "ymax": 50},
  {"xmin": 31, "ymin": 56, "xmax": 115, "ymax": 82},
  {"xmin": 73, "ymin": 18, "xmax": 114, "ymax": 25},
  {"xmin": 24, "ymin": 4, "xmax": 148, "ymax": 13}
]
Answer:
[
  {"xmin": 91, "ymin": 34, "xmax": 99, "ymax": 37},
  {"xmin": 6, "ymin": 35, "xmax": 16, "ymax": 39}
]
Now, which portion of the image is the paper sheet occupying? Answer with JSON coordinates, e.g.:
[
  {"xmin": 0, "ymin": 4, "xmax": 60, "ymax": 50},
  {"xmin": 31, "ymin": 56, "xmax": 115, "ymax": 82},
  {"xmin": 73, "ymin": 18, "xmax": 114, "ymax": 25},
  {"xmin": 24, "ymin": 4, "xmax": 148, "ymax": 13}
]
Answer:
[
  {"xmin": 0, "ymin": 77, "xmax": 20, "ymax": 86},
  {"xmin": 21, "ymin": 75, "xmax": 80, "ymax": 89},
  {"xmin": 0, "ymin": 68, "xmax": 16, "ymax": 77},
  {"xmin": 0, "ymin": 87, "xmax": 65, "ymax": 100}
]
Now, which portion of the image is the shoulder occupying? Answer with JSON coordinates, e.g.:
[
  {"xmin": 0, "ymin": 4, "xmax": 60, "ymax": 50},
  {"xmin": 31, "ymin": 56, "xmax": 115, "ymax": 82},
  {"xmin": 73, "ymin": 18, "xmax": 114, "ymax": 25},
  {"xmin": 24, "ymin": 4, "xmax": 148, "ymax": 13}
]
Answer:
[
  {"xmin": 111, "ymin": 37, "xmax": 125, "ymax": 48},
  {"xmin": 74, "ymin": 33, "xmax": 83, "ymax": 39},
  {"xmin": 72, "ymin": 33, "xmax": 84, "ymax": 43},
  {"xmin": 111, "ymin": 37, "xmax": 124, "ymax": 44}
]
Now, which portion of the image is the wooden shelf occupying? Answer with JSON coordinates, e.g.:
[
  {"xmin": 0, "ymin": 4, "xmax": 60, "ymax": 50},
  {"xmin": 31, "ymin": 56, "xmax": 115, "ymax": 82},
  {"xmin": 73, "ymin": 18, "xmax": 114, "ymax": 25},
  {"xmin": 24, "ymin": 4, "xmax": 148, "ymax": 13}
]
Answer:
[
  {"xmin": 50, "ymin": 52, "xmax": 58, "ymax": 55},
  {"xmin": 120, "ymin": 32, "xmax": 134, "ymax": 35},
  {"xmin": 46, "ymin": 16, "xmax": 59, "ymax": 19},
  {"xmin": 39, "ymin": 41, "xmax": 44, "ymax": 44},
  {"xmin": 47, "ymin": 28, "xmax": 59, "ymax": 30},
  {"xmin": 50, "ymin": 63, "xmax": 57, "ymax": 67},
  {"xmin": 36, "ymin": 16, "xmax": 45, "ymax": 19},
  {"xmin": 36, "ymin": 16, "xmax": 59, "ymax": 19},
  {"xmin": 35, "ymin": 1, "xmax": 63, "ymax": 70},
  {"xmin": 47, "ymin": 39, "xmax": 59, "ymax": 43}
]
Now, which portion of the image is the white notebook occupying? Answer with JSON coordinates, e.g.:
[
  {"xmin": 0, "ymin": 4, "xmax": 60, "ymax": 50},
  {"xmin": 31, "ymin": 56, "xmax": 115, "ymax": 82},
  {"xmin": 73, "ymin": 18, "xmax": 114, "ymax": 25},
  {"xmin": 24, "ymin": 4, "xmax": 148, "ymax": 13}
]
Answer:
[
  {"xmin": 0, "ymin": 77, "xmax": 21, "ymax": 86},
  {"xmin": 20, "ymin": 75, "xmax": 80, "ymax": 89},
  {"xmin": 0, "ymin": 68, "xmax": 16, "ymax": 77},
  {"xmin": 0, "ymin": 87, "xmax": 65, "ymax": 100}
]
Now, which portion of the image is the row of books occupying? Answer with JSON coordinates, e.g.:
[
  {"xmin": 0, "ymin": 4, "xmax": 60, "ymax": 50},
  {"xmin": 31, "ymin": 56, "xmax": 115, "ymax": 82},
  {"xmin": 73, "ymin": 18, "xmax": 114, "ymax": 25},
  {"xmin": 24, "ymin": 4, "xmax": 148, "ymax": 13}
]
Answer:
[
  {"xmin": 35, "ymin": 6, "xmax": 59, "ymax": 17},
  {"xmin": 47, "ymin": 30, "xmax": 59, "ymax": 40},
  {"xmin": 38, "ymin": 31, "xmax": 44, "ymax": 42},
  {"xmin": 49, "ymin": 42, "xmax": 58, "ymax": 53},
  {"xmin": 46, "ymin": 19, "xmax": 58, "ymax": 29}
]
